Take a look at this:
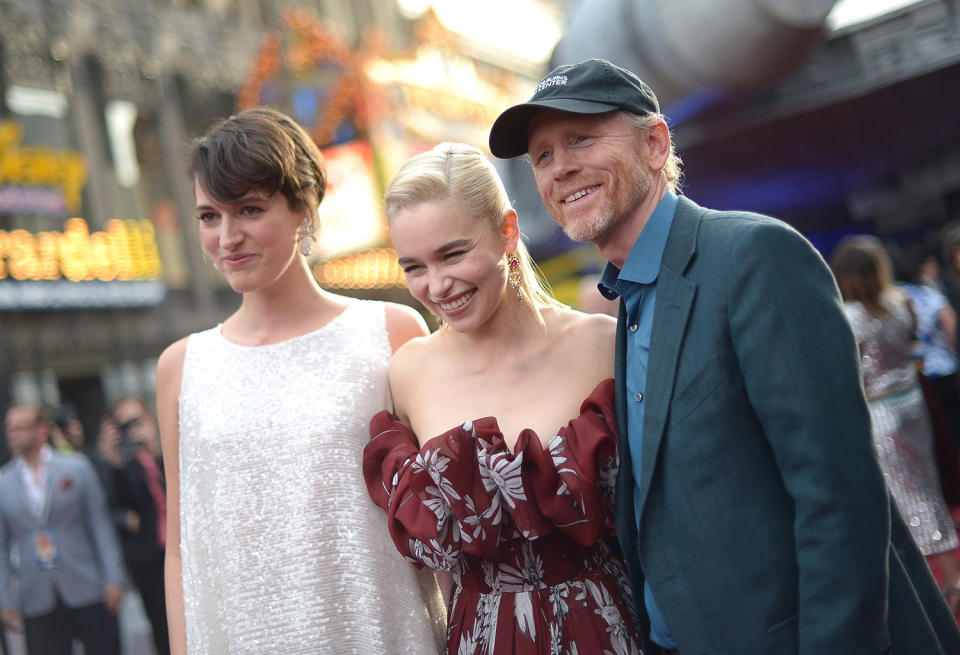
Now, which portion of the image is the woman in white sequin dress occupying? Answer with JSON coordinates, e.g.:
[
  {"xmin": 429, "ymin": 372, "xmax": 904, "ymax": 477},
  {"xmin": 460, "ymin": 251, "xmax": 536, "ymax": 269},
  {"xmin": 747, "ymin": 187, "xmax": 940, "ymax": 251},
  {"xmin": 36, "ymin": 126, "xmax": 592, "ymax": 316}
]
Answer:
[
  {"xmin": 831, "ymin": 235, "xmax": 960, "ymax": 613},
  {"xmin": 155, "ymin": 108, "xmax": 444, "ymax": 654}
]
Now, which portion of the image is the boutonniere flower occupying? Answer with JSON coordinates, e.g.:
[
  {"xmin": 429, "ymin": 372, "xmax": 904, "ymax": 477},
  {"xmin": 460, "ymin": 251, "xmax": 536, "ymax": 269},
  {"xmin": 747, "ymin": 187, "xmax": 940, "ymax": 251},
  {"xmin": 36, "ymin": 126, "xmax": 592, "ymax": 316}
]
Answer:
[{"xmin": 58, "ymin": 476, "xmax": 74, "ymax": 492}]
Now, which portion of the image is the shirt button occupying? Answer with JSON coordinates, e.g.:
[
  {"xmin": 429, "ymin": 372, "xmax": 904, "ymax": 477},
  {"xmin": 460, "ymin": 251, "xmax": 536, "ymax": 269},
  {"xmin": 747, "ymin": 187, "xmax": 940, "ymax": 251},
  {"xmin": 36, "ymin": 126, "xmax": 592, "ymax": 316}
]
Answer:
[
  {"xmin": 636, "ymin": 392, "xmax": 644, "ymax": 402},
  {"xmin": 629, "ymin": 323, "xmax": 638, "ymax": 332}
]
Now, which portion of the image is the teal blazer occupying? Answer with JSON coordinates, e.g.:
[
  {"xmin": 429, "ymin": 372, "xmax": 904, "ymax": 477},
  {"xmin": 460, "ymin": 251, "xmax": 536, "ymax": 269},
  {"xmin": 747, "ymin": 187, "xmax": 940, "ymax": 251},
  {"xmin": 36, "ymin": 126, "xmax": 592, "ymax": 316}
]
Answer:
[{"xmin": 612, "ymin": 196, "xmax": 960, "ymax": 654}]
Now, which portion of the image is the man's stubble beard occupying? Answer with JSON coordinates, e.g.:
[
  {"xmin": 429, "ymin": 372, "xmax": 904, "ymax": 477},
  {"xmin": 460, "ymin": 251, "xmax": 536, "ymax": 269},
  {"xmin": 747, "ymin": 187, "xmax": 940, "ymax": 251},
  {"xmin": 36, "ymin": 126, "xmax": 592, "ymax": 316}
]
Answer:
[{"xmin": 556, "ymin": 163, "xmax": 652, "ymax": 244}]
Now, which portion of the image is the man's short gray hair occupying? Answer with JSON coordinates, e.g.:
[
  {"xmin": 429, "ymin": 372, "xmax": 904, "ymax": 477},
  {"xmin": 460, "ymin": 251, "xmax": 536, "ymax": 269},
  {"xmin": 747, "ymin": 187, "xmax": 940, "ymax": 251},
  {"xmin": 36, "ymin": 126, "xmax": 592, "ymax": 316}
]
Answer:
[{"xmin": 619, "ymin": 111, "xmax": 683, "ymax": 192}]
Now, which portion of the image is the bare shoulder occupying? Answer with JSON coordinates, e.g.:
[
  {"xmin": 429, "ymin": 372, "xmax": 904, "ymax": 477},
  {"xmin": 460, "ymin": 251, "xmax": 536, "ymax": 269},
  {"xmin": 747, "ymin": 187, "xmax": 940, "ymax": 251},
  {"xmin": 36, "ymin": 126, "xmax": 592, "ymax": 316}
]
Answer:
[
  {"xmin": 156, "ymin": 336, "xmax": 189, "ymax": 452},
  {"xmin": 156, "ymin": 337, "xmax": 189, "ymax": 419},
  {"xmin": 387, "ymin": 330, "xmax": 437, "ymax": 422},
  {"xmin": 156, "ymin": 336, "xmax": 189, "ymax": 386},
  {"xmin": 548, "ymin": 308, "xmax": 617, "ymax": 377},
  {"xmin": 388, "ymin": 329, "xmax": 434, "ymax": 385},
  {"xmin": 383, "ymin": 302, "xmax": 429, "ymax": 354},
  {"xmin": 553, "ymin": 307, "xmax": 616, "ymax": 348}
]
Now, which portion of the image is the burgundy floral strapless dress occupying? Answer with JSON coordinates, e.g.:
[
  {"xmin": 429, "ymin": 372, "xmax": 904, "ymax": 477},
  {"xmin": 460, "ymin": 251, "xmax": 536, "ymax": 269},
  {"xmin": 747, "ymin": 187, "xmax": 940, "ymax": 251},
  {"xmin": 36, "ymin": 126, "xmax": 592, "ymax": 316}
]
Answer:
[{"xmin": 364, "ymin": 379, "xmax": 642, "ymax": 654}]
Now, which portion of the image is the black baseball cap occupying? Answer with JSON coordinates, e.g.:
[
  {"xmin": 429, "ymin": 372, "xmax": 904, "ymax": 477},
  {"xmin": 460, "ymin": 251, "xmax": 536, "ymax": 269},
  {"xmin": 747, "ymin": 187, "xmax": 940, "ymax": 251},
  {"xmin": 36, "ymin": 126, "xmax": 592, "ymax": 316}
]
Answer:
[{"xmin": 489, "ymin": 59, "xmax": 660, "ymax": 159}]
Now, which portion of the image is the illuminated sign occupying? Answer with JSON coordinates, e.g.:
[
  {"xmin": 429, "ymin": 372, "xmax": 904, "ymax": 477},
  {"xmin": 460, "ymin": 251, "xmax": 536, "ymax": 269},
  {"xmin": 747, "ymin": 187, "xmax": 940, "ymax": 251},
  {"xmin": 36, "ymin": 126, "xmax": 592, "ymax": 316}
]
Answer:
[
  {"xmin": 0, "ymin": 218, "xmax": 166, "ymax": 309},
  {"xmin": 314, "ymin": 248, "xmax": 405, "ymax": 289},
  {"xmin": 0, "ymin": 279, "xmax": 166, "ymax": 310},
  {"xmin": 0, "ymin": 117, "xmax": 167, "ymax": 310},
  {"xmin": 0, "ymin": 218, "xmax": 162, "ymax": 282},
  {"xmin": 0, "ymin": 119, "xmax": 86, "ymax": 214},
  {"xmin": 316, "ymin": 140, "xmax": 386, "ymax": 258}
]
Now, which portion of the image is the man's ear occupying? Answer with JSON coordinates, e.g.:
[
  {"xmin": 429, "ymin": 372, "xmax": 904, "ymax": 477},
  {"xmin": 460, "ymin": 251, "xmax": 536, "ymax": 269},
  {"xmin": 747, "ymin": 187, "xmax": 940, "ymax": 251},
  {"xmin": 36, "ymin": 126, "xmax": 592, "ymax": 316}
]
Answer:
[
  {"xmin": 501, "ymin": 209, "xmax": 520, "ymax": 251},
  {"xmin": 646, "ymin": 119, "xmax": 671, "ymax": 172}
]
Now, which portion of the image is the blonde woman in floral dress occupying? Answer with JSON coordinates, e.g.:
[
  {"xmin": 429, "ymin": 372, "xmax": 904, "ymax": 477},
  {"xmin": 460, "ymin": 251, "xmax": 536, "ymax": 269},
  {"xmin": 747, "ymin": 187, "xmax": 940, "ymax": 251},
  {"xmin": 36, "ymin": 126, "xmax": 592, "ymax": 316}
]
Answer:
[{"xmin": 363, "ymin": 143, "xmax": 642, "ymax": 654}]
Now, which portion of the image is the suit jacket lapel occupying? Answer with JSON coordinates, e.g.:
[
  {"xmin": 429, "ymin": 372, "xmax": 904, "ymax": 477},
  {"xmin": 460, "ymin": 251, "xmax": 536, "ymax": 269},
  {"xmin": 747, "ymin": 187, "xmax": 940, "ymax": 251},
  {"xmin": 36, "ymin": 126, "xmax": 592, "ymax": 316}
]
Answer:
[
  {"xmin": 614, "ymin": 299, "xmax": 634, "ymax": 515},
  {"xmin": 40, "ymin": 455, "xmax": 59, "ymax": 524},
  {"xmin": 634, "ymin": 197, "xmax": 701, "ymax": 526}
]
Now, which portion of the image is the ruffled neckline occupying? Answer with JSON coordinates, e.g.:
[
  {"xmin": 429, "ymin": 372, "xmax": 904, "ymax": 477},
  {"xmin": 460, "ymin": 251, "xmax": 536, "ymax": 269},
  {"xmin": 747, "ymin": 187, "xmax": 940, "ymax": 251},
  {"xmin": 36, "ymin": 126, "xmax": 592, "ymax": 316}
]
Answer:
[{"xmin": 384, "ymin": 378, "xmax": 615, "ymax": 453}]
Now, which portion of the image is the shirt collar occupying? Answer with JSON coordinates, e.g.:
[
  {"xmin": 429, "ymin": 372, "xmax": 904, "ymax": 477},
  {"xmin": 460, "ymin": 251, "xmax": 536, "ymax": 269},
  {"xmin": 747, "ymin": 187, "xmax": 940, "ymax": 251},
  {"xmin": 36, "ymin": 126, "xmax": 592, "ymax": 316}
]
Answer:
[
  {"xmin": 598, "ymin": 190, "xmax": 678, "ymax": 299},
  {"xmin": 15, "ymin": 444, "xmax": 53, "ymax": 472}
]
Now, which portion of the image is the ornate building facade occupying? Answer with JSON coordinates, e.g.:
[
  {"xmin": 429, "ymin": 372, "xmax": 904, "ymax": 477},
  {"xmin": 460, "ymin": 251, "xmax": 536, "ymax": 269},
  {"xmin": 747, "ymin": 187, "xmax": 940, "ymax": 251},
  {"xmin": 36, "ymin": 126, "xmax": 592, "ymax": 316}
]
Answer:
[{"xmin": 0, "ymin": 0, "xmax": 410, "ymax": 443}]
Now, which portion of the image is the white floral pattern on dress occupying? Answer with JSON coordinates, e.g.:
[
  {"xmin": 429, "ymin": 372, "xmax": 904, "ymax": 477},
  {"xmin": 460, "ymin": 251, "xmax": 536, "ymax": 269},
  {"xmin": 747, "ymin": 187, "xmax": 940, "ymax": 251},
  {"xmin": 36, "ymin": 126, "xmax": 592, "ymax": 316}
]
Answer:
[{"xmin": 365, "ymin": 378, "xmax": 642, "ymax": 654}]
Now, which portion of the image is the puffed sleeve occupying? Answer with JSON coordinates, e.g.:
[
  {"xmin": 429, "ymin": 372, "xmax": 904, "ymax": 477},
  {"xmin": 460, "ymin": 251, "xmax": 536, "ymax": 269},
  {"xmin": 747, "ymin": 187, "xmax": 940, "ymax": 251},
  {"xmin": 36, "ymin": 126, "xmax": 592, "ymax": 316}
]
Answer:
[
  {"xmin": 364, "ymin": 379, "xmax": 619, "ymax": 570},
  {"xmin": 364, "ymin": 412, "xmax": 464, "ymax": 570}
]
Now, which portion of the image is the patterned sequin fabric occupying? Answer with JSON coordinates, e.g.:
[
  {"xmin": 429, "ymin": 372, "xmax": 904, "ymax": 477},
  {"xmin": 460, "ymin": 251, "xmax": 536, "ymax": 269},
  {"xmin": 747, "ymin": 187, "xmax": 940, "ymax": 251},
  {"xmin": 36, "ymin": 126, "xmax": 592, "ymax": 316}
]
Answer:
[
  {"xmin": 844, "ymin": 294, "xmax": 959, "ymax": 555},
  {"xmin": 178, "ymin": 301, "xmax": 443, "ymax": 654}
]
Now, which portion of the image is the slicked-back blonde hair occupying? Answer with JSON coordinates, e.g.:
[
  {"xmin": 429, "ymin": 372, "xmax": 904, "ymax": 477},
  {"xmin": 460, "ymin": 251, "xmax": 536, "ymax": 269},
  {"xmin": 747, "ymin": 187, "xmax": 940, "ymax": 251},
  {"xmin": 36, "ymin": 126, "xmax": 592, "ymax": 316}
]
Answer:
[{"xmin": 384, "ymin": 142, "xmax": 564, "ymax": 322}]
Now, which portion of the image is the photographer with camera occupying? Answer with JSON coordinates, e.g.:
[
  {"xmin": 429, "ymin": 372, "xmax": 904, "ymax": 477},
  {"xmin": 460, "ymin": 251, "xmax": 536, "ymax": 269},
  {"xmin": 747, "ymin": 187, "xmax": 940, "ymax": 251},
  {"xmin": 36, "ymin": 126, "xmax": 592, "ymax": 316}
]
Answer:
[{"xmin": 95, "ymin": 396, "xmax": 170, "ymax": 655}]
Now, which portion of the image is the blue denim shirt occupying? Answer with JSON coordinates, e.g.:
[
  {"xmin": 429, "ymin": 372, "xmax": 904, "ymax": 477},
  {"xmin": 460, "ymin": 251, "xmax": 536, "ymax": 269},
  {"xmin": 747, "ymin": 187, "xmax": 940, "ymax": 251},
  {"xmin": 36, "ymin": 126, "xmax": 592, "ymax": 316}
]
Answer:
[{"xmin": 598, "ymin": 190, "xmax": 678, "ymax": 649}]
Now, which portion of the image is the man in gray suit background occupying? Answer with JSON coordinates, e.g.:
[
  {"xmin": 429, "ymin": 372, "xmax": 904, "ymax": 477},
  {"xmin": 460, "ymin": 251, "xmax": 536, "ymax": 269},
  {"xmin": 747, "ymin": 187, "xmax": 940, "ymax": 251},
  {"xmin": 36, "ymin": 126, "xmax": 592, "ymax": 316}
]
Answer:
[
  {"xmin": 0, "ymin": 403, "xmax": 124, "ymax": 655},
  {"xmin": 489, "ymin": 59, "xmax": 960, "ymax": 654}
]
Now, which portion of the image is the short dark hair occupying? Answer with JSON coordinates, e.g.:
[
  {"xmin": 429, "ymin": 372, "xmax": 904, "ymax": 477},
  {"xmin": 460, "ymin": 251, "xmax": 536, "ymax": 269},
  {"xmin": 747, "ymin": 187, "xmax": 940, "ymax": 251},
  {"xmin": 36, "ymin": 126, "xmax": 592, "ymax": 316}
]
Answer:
[
  {"xmin": 189, "ymin": 107, "xmax": 327, "ymax": 214},
  {"xmin": 51, "ymin": 403, "xmax": 78, "ymax": 428}
]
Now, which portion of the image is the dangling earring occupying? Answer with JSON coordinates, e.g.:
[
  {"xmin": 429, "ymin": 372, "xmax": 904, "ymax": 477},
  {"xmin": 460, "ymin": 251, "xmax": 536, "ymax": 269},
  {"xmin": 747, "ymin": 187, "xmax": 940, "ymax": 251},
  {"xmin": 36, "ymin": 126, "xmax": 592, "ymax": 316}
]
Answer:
[
  {"xmin": 297, "ymin": 217, "xmax": 313, "ymax": 257},
  {"xmin": 507, "ymin": 253, "xmax": 522, "ymax": 301}
]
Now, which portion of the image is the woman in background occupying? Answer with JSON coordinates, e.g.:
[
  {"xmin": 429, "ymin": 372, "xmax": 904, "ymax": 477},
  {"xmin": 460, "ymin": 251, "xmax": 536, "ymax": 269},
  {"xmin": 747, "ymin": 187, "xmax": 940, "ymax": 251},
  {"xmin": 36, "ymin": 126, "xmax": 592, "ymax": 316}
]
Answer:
[
  {"xmin": 156, "ymin": 108, "xmax": 444, "ymax": 654},
  {"xmin": 364, "ymin": 143, "xmax": 641, "ymax": 653},
  {"xmin": 832, "ymin": 235, "xmax": 960, "ymax": 612}
]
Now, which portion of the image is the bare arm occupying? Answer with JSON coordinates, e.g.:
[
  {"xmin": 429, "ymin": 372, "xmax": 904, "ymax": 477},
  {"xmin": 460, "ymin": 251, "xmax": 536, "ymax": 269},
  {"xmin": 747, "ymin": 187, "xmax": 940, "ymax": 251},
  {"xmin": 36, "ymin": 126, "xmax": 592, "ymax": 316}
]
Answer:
[
  {"xmin": 384, "ymin": 302, "xmax": 430, "ymax": 426},
  {"xmin": 940, "ymin": 303, "xmax": 958, "ymax": 353},
  {"xmin": 434, "ymin": 571, "xmax": 454, "ymax": 607},
  {"xmin": 157, "ymin": 337, "xmax": 188, "ymax": 655}
]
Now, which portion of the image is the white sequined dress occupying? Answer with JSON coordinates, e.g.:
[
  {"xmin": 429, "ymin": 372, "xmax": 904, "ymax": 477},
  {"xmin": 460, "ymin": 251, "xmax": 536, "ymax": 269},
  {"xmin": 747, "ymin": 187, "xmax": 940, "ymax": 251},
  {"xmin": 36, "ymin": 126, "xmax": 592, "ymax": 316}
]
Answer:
[
  {"xmin": 843, "ymin": 293, "xmax": 959, "ymax": 556},
  {"xmin": 178, "ymin": 300, "xmax": 443, "ymax": 654}
]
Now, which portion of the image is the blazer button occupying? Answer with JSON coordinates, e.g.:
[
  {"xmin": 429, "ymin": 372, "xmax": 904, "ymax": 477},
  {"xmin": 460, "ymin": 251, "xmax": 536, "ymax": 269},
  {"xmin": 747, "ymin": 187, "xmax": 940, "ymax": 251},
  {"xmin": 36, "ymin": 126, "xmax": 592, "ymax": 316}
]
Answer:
[
  {"xmin": 629, "ymin": 323, "xmax": 638, "ymax": 332},
  {"xmin": 636, "ymin": 392, "xmax": 644, "ymax": 402}
]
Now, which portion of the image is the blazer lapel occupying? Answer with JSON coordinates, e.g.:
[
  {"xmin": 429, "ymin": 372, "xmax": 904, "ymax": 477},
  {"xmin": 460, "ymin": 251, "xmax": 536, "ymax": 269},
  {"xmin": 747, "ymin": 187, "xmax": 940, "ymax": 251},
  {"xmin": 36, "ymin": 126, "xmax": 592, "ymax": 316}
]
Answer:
[
  {"xmin": 40, "ymin": 456, "xmax": 59, "ymax": 524},
  {"xmin": 634, "ymin": 198, "xmax": 702, "ymax": 526},
  {"xmin": 615, "ymin": 299, "xmax": 630, "ymax": 457},
  {"xmin": 614, "ymin": 299, "xmax": 635, "ymax": 517}
]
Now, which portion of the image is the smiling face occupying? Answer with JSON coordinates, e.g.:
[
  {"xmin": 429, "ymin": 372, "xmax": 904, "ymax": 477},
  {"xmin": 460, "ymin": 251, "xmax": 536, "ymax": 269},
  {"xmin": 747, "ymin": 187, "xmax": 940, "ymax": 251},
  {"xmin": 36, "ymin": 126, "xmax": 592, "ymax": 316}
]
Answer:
[
  {"xmin": 391, "ymin": 199, "xmax": 515, "ymax": 332},
  {"xmin": 195, "ymin": 180, "xmax": 305, "ymax": 295},
  {"xmin": 527, "ymin": 110, "xmax": 653, "ymax": 246}
]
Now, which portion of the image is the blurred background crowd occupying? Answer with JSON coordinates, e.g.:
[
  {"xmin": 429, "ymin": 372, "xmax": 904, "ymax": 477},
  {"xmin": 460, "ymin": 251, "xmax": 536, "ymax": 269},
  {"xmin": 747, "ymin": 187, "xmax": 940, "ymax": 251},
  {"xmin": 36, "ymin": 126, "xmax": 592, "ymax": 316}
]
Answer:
[{"xmin": 1, "ymin": 0, "xmax": 960, "ymax": 652}]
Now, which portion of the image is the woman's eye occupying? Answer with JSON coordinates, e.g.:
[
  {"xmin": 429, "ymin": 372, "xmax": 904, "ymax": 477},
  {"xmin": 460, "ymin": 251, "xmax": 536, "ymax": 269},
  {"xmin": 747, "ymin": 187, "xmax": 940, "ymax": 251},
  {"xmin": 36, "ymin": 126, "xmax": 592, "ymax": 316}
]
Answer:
[
  {"xmin": 197, "ymin": 212, "xmax": 217, "ymax": 223},
  {"xmin": 240, "ymin": 205, "xmax": 263, "ymax": 216},
  {"xmin": 535, "ymin": 150, "xmax": 552, "ymax": 165},
  {"xmin": 402, "ymin": 264, "xmax": 423, "ymax": 274},
  {"xmin": 443, "ymin": 250, "xmax": 465, "ymax": 261}
]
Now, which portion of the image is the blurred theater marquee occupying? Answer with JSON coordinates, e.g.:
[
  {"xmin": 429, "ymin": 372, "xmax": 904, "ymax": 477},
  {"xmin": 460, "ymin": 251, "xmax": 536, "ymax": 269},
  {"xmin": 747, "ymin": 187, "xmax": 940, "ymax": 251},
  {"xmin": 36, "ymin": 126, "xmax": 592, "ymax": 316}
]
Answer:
[{"xmin": 0, "ymin": 118, "xmax": 165, "ymax": 310}]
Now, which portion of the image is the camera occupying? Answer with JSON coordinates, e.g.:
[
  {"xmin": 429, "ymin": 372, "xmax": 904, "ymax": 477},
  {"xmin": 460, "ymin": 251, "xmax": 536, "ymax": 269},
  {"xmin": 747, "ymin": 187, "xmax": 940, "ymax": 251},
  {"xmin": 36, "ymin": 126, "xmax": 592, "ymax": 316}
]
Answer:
[{"xmin": 115, "ymin": 416, "xmax": 141, "ymax": 460}]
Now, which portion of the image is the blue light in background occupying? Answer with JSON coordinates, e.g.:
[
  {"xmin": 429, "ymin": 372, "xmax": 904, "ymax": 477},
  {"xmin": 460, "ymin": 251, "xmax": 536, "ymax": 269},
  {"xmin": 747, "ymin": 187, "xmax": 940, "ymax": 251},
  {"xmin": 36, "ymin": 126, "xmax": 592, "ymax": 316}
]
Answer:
[
  {"xmin": 292, "ymin": 86, "xmax": 318, "ymax": 127},
  {"xmin": 663, "ymin": 87, "xmax": 725, "ymax": 125},
  {"xmin": 687, "ymin": 166, "xmax": 850, "ymax": 215}
]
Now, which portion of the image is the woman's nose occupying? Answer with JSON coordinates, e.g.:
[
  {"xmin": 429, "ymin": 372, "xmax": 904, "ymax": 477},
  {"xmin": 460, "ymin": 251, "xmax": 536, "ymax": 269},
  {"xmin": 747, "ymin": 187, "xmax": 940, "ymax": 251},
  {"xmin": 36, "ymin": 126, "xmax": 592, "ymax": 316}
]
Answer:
[
  {"xmin": 219, "ymin": 216, "xmax": 243, "ymax": 249},
  {"xmin": 428, "ymin": 268, "xmax": 453, "ymax": 298}
]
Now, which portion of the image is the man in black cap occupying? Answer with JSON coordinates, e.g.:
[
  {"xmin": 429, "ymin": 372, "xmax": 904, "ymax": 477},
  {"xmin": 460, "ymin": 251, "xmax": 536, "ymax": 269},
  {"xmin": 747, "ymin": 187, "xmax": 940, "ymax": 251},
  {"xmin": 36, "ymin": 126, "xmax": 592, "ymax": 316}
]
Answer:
[{"xmin": 490, "ymin": 58, "xmax": 960, "ymax": 655}]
